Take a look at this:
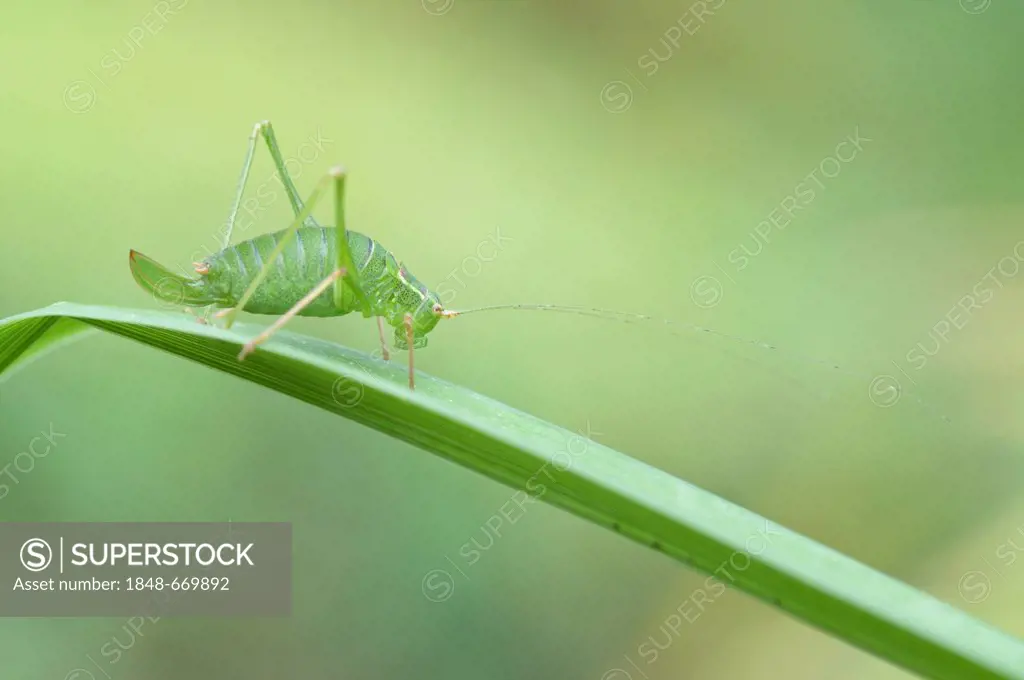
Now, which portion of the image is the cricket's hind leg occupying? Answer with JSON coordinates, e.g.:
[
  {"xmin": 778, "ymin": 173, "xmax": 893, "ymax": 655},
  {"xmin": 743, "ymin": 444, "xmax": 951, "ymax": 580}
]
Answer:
[
  {"xmin": 222, "ymin": 120, "xmax": 321, "ymax": 249},
  {"xmin": 220, "ymin": 167, "xmax": 367, "ymax": 329},
  {"xmin": 237, "ymin": 269, "xmax": 345, "ymax": 360}
]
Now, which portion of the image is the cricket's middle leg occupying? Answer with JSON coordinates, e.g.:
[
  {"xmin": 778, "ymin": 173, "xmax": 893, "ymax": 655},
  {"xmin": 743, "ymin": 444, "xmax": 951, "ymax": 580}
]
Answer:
[
  {"xmin": 377, "ymin": 317, "xmax": 392, "ymax": 361},
  {"xmin": 404, "ymin": 312, "xmax": 415, "ymax": 390}
]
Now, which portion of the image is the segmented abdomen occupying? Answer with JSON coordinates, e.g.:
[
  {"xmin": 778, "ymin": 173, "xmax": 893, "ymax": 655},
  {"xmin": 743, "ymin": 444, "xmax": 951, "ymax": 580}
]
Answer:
[{"xmin": 216, "ymin": 227, "xmax": 394, "ymax": 317}]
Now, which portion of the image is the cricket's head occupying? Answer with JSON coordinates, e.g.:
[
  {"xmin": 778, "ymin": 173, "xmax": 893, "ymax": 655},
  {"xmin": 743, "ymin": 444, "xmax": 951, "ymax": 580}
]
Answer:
[
  {"xmin": 128, "ymin": 250, "xmax": 233, "ymax": 308},
  {"xmin": 390, "ymin": 268, "xmax": 455, "ymax": 350}
]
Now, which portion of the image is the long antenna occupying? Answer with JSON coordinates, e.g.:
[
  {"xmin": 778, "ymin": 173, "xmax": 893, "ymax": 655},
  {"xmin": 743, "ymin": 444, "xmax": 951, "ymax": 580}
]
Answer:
[{"xmin": 448, "ymin": 302, "xmax": 950, "ymax": 423}]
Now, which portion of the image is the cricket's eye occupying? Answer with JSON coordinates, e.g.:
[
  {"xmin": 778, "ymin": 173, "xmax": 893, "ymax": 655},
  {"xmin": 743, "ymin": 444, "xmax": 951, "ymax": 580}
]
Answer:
[{"xmin": 432, "ymin": 303, "xmax": 443, "ymax": 315}]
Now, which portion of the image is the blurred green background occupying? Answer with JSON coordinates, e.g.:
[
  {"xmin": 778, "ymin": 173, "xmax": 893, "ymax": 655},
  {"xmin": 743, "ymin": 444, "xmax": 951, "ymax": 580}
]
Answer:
[{"xmin": 2, "ymin": 1, "xmax": 1023, "ymax": 678}]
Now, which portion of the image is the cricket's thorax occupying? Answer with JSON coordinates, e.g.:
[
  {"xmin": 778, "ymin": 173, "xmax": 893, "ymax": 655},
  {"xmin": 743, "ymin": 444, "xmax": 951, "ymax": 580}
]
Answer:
[{"xmin": 199, "ymin": 227, "xmax": 441, "ymax": 334}]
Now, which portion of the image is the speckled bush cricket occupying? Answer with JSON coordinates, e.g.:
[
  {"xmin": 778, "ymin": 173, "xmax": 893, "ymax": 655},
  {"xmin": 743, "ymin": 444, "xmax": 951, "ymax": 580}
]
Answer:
[
  {"xmin": 130, "ymin": 120, "xmax": 460, "ymax": 389},
  {"xmin": 127, "ymin": 121, "xmax": 946, "ymax": 420}
]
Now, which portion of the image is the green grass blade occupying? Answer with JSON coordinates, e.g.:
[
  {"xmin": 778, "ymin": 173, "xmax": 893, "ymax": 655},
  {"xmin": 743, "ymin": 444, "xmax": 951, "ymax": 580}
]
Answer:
[{"xmin": 1, "ymin": 302, "xmax": 1022, "ymax": 680}]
